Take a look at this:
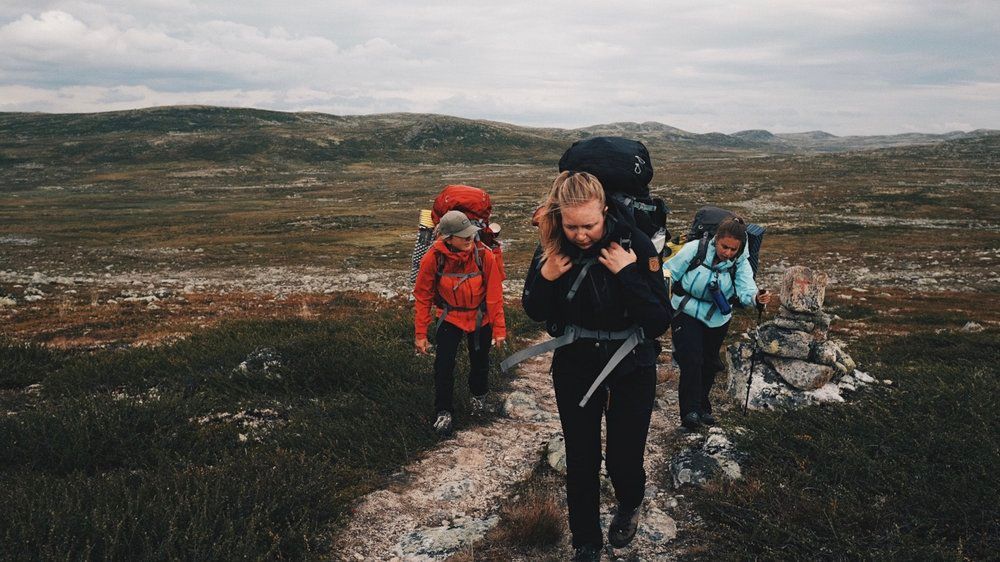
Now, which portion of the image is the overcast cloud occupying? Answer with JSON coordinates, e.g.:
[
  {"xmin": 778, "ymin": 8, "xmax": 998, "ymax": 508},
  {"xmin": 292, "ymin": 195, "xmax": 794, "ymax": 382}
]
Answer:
[{"xmin": 1, "ymin": 0, "xmax": 997, "ymax": 134}]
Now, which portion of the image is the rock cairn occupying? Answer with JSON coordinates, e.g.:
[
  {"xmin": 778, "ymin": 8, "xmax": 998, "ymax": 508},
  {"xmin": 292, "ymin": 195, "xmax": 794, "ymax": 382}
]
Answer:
[{"xmin": 725, "ymin": 265, "xmax": 874, "ymax": 410}]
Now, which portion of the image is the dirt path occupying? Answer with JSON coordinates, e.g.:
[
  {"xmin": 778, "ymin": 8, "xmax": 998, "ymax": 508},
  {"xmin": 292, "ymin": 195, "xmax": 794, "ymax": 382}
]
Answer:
[
  {"xmin": 331, "ymin": 340, "xmax": 562, "ymax": 561},
  {"xmin": 333, "ymin": 338, "xmax": 686, "ymax": 560}
]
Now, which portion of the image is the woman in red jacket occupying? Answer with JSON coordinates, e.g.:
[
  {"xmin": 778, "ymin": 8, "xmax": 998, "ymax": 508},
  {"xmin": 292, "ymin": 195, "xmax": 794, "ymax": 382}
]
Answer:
[{"xmin": 414, "ymin": 210, "xmax": 506, "ymax": 436}]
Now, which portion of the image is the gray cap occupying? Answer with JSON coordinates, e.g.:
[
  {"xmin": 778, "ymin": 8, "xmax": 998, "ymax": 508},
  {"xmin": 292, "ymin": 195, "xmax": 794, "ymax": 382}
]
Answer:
[{"xmin": 438, "ymin": 210, "xmax": 480, "ymax": 238}]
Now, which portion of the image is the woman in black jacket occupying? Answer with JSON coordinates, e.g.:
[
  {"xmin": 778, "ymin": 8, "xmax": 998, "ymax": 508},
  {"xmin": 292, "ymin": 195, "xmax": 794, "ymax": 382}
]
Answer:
[{"xmin": 521, "ymin": 171, "xmax": 672, "ymax": 559}]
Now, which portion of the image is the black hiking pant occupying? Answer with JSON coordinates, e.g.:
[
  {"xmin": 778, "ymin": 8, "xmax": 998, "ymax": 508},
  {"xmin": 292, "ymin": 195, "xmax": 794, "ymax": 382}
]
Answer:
[
  {"xmin": 434, "ymin": 321, "xmax": 492, "ymax": 414},
  {"xmin": 672, "ymin": 312, "xmax": 730, "ymax": 420},
  {"xmin": 552, "ymin": 350, "xmax": 656, "ymax": 549}
]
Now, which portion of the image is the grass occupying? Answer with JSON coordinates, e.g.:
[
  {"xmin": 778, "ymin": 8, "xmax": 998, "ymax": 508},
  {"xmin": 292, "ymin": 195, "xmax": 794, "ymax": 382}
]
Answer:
[
  {"xmin": 0, "ymin": 299, "xmax": 536, "ymax": 560},
  {"xmin": 684, "ymin": 329, "xmax": 999, "ymax": 560},
  {"xmin": 455, "ymin": 467, "xmax": 566, "ymax": 561}
]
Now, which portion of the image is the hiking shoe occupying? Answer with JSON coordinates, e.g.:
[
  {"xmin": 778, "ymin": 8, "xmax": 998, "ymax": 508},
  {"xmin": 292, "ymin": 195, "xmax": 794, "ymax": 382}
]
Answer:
[
  {"xmin": 470, "ymin": 393, "xmax": 488, "ymax": 414},
  {"xmin": 608, "ymin": 504, "xmax": 641, "ymax": 548},
  {"xmin": 699, "ymin": 412, "xmax": 718, "ymax": 426},
  {"xmin": 433, "ymin": 411, "xmax": 453, "ymax": 436},
  {"xmin": 572, "ymin": 543, "xmax": 601, "ymax": 561},
  {"xmin": 681, "ymin": 411, "xmax": 701, "ymax": 430}
]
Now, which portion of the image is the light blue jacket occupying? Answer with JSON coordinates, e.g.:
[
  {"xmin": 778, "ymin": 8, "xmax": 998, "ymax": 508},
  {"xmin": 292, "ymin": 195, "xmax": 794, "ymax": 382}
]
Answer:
[{"xmin": 664, "ymin": 237, "xmax": 758, "ymax": 327}]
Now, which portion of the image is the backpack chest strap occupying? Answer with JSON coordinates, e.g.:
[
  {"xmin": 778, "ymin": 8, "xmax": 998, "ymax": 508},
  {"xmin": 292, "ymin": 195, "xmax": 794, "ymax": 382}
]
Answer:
[{"xmin": 500, "ymin": 324, "xmax": 644, "ymax": 407}]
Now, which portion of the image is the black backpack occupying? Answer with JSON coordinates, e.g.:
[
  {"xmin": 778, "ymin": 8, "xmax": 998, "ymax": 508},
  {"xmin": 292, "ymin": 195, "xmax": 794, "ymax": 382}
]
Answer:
[
  {"xmin": 681, "ymin": 205, "xmax": 765, "ymax": 285},
  {"xmin": 558, "ymin": 136, "xmax": 670, "ymax": 255}
]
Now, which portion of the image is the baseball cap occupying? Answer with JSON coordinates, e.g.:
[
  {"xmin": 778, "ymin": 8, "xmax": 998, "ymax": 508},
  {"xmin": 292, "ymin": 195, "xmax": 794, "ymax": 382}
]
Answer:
[{"xmin": 438, "ymin": 210, "xmax": 480, "ymax": 238}]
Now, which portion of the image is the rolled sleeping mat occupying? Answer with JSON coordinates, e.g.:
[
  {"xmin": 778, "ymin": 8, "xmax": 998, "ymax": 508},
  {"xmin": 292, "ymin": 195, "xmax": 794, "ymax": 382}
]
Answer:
[{"xmin": 410, "ymin": 209, "xmax": 434, "ymax": 284}]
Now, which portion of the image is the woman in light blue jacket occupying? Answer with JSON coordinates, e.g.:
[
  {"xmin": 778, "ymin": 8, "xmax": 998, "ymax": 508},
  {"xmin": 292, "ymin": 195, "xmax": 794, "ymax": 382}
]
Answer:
[{"xmin": 664, "ymin": 216, "xmax": 771, "ymax": 429}]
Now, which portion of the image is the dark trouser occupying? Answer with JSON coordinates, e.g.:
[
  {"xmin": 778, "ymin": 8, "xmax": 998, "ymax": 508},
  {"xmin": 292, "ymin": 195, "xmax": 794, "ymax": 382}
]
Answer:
[
  {"xmin": 434, "ymin": 321, "xmax": 492, "ymax": 414},
  {"xmin": 671, "ymin": 312, "xmax": 729, "ymax": 420},
  {"xmin": 552, "ymin": 352, "xmax": 656, "ymax": 549}
]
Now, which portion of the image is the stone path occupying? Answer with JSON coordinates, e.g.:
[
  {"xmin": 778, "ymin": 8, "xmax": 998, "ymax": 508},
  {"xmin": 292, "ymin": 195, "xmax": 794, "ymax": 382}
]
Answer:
[{"xmin": 331, "ymin": 337, "xmax": 685, "ymax": 560}]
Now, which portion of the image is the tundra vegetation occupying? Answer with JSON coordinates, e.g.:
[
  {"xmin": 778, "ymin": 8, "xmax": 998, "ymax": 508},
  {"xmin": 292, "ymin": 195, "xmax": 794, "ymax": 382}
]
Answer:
[{"xmin": 0, "ymin": 107, "xmax": 997, "ymax": 558}]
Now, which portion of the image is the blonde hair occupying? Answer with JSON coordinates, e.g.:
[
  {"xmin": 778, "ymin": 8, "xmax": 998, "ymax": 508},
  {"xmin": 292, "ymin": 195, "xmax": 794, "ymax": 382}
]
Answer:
[{"xmin": 537, "ymin": 171, "xmax": 605, "ymax": 259}]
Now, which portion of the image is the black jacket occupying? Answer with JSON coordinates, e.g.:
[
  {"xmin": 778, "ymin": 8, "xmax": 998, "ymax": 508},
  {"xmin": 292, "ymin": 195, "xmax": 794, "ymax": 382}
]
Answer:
[{"xmin": 522, "ymin": 212, "xmax": 672, "ymax": 375}]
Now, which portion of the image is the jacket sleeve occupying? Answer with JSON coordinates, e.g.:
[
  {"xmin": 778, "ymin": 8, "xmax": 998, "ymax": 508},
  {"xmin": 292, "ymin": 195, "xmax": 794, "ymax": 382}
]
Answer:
[
  {"xmin": 483, "ymin": 249, "xmax": 506, "ymax": 339},
  {"xmin": 733, "ymin": 247, "xmax": 759, "ymax": 307},
  {"xmin": 413, "ymin": 247, "xmax": 438, "ymax": 339},
  {"xmin": 616, "ymin": 231, "xmax": 673, "ymax": 339},
  {"xmin": 521, "ymin": 244, "xmax": 557, "ymax": 322}
]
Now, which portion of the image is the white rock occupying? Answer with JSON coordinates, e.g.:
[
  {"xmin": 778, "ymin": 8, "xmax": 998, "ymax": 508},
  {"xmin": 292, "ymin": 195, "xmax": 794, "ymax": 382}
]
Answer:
[
  {"xmin": 807, "ymin": 383, "xmax": 844, "ymax": 403},
  {"xmin": 960, "ymin": 322, "xmax": 984, "ymax": 333},
  {"xmin": 853, "ymin": 370, "xmax": 876, "ymax": 384},
  {"xmin": 639, "ymin": 507, "xmax": 678, "ymax": 544},
  {"xmin": 546, "ymin": 434, "xmax": 567, "ymax": 475}
]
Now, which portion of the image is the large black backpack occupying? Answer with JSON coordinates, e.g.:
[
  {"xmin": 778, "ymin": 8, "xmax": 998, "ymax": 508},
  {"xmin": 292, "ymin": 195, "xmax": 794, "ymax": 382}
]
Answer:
[{"xmin": 558, "ymin": 136, "xmax": 669, "ymax": 254}]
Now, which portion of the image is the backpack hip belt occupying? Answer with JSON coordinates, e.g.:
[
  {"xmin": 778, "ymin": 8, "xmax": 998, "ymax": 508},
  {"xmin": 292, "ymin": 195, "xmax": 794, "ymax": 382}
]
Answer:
[
  {"xmin": 499, "ymin": 324, "xmax": 644, "ymax": 407},
  {"xmin": 434, "ymin": 298, "xmax": 487, "ymax": 352}
]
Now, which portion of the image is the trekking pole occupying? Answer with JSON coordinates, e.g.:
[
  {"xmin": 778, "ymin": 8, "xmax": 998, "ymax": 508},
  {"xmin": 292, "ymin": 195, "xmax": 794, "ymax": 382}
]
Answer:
[{"xmin": 743, "ymin": 301, "xmax": 765, "ymax": 414}]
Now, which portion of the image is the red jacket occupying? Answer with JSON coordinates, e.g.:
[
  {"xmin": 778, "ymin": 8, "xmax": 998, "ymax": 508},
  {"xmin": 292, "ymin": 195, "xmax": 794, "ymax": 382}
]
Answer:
[{"xmin": 414, "ymin": 239, "xmax": 506, "ymax": 340}]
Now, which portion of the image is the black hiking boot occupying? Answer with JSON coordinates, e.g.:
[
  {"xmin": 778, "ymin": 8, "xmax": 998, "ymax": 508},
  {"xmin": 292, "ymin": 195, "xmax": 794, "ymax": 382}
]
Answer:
[
  {"xmin": 681, "ymin": 411, "xmax": 701, "ymax": 430},
  {"xmin": 699, "ymin": 412, "xmax": 717, "ymax": 426},
  {"xmin": 469, "ymin": 393, "xmax": 488, "ymax": 415},
  {"xmin": 608, "ymin": 504, "xmax": 641, "ymax": 548},
  {"xmin": 572, "ymin": 543, "xmax": 601, "ymax": 561}
]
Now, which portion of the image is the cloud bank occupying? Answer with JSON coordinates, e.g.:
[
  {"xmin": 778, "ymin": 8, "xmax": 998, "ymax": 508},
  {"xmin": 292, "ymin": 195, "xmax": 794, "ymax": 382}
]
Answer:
[{"xmin": 1, "ymin": 1, "xmax": 998, "ymax": 134}]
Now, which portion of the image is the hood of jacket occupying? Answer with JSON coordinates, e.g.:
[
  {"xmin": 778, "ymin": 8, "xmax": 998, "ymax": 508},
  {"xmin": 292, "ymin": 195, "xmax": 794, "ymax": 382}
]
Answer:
[{"xmin": 433, "ymin": 238, "xmax": 477, "ymax": 264}]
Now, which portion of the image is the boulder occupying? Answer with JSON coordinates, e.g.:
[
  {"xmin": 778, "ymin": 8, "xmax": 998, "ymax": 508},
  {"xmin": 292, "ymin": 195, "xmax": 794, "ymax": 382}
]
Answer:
[
  {"xmin": 756, "ymin": 324, "xmax": 812, "ymax": 360},
  {"xmin": 670, "ymin": 429, "xmax": 744, "ymax": 488},
  {"xmin": 546, "ymin": 434, "xmax": 567, "ymax": 474},
  {"xmin": 670, "ymin": 448, "xmax": 720, "ymax": 488},
  {"xmin": 806, "ymin": 382, "xmax": 845, "ymax": 404},
  {"xmin": 772, "ymin": 315, "xmax": 816, "ymax": 333},
  {"xmin": 777, "ymin": 306, "xmax": 832, "ymax": 328},
  {"xmin": 234, "ymin": 347, "xmax": 284, "ymax": 380},
  {"xmin": 810, "ymin": 340, "xmax": 839, "ymax": 367},
  {"xmin": 638, "ymin": 507, "xmax": 678, "ymax": 544},
  {"xmin": 395, "ymin": 515, "xmax": 499, "ymax": 560},
  {"xmin": 779, "ymin": 266, "xmax": 828, "ymax": 313},
  {"xmin": 765, "ymin": 357, "xmax": 835, "ymax": 391},
  {"xmin": 502, "ymin": 391, "xmax": 554, "ymax": 422},
  {"xmin": 854, "ymin": 370, "xmax": 876, "ymax": 384},
  {"xmin": 725, "ymin": 342, "xmax": 815, "ymax": 410}
]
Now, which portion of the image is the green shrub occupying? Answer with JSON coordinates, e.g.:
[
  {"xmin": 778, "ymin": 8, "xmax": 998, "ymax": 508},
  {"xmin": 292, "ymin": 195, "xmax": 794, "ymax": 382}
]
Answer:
[
  {"xmin": 686, "ymin": 330, "xmax": 999, "ymax": 560},
  {"xmin": 0, "ymin": 299, "xmax": 535, "ymax": 559}
]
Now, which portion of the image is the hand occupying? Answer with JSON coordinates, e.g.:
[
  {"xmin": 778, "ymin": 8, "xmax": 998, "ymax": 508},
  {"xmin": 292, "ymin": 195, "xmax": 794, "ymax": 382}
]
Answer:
[
  {"xmin": 415, "ymin": 337, "xmax": 430, "ymax": 355},
  {"xmin": 492, "ymin": 337, "xmax": 505, "ymax": 347},
  {"xmin": 540, "ymin": 253, "xmax": 572, "ymax": 281},
  {"xmin": 599, "ymin": 242, "xmax": 637, "ymax": 274},
  {"xmin": 756, "ymin": 290, "xmax": 772, "ymax": 306}
]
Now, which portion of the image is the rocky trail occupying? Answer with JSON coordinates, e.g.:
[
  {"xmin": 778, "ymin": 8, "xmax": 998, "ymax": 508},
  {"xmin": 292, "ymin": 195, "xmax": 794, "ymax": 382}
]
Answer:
[{"xmin": 332, "ymin": 337, "xmax": 687, "ymax": 561}]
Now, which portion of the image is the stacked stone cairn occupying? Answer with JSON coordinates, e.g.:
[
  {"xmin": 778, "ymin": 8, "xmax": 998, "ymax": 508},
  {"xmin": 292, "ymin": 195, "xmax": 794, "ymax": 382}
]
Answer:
[{"xmin": 725, "ymin": 265, "xmax": 874, "ymax": 410}]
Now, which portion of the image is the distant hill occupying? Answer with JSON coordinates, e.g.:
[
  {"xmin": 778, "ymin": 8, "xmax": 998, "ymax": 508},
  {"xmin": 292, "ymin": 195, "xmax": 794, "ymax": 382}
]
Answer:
[{"xmin": 0, "ymin": 106, "xmax": 996, "ymax": 171}]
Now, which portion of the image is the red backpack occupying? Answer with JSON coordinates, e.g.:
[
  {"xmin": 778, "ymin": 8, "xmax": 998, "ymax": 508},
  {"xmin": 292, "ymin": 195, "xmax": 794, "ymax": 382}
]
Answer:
[{"xmin": 410, "ymin": 185, "xmax": 505, "ymax": 283}]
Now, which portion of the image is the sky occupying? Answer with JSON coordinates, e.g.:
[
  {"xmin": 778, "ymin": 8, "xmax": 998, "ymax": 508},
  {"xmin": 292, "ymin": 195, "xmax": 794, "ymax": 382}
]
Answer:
[{"xmin": 1, "ymin": 0, "xmax": 998, "ymax": 135}]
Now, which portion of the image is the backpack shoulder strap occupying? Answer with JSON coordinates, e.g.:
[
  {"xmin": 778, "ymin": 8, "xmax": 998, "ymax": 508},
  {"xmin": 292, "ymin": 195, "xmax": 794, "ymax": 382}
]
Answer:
[
  {"xmin": 435, "ymin": 251, "xmax": 446, "ymax": 281},
  {"xmin": 686, "ymin": 235, "xmax": 710, "ymax": 273}
]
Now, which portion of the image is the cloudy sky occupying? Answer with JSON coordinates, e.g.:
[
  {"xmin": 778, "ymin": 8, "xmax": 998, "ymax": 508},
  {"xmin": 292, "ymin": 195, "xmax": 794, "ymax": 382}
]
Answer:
[{"xmin": 1, "ymin": 0, "xmax": 997, "ymax": 135}]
